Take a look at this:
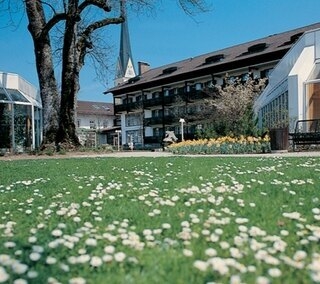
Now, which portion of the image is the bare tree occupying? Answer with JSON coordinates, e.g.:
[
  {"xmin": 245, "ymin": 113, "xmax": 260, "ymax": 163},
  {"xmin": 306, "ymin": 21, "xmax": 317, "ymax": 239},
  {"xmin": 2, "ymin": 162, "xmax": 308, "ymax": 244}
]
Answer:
[
  {"xmin": 24, "ymin": 0, "xmax": 127, "ymax": 149},
  {"xmin": 3, "ymin": 0, "xmax": 208, "ymax": 149}
]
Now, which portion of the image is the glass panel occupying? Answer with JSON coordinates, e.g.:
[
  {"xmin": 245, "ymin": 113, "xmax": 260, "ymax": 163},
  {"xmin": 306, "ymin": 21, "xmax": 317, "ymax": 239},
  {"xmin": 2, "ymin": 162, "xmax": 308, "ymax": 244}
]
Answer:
[
  {"xmin": 34, "ymin": 107, "xmax": 42, "ymax": 148},
  {"xmin": 7, "ymin": 89, "xmax": 29, "ymax": 103},
  {"xmin": 0, "ymin": 90, "xmax": 10, "ymax": 101},
  {"xmin": 306, "ymin": 82, "xmax": 320, "ymax": 119},
  {"xmin": 14, "ymin": 104, "xmax": 32, "ymax": 151},
  {"xmin": 0, "ymin": 103, "xmax": 12, "ymax": 149}
]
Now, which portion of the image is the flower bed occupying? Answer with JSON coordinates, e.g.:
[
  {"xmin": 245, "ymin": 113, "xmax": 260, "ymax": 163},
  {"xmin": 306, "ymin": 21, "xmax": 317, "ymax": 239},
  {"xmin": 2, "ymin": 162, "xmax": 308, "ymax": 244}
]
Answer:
[{"xmin": 168, "ymin": 135, "xmax": 271, "ymax": 155}]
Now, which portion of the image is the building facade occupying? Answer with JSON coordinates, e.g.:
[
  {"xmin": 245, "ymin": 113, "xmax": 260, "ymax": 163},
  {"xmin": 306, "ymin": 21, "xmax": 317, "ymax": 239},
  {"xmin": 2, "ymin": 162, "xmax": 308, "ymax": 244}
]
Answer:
[
  {"xmin": 107, "ymin": 23, "xmax": 320, "ymax": 147},
  {"xmin": 0, "ymin": 72, "xmax": 42, "ymax": 153},
  {"xmin": 254, "ymin": 27, "xmax": 320, "ymax": 131},
  {"xmin": 76, "ymin": 101, "xmax": 116, "ymax": 146}
]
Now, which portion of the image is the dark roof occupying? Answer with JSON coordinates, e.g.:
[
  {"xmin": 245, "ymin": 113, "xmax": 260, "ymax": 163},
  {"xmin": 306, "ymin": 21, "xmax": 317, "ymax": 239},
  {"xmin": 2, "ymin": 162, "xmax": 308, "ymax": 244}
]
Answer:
[
  {"xmin": 77, "ymin": 101, "xmax": 114, "ymax": 115},
  {"xmin": 107, "ymin": 22, "xmax": 320, "ymax": 95}
]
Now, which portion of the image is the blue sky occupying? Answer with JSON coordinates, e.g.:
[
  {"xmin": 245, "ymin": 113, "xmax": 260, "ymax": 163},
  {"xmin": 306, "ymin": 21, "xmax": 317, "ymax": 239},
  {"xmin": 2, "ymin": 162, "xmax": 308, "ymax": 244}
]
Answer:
[{"xmin": 0, "ymin": 0, "xmax": 320, "ymax": 102}]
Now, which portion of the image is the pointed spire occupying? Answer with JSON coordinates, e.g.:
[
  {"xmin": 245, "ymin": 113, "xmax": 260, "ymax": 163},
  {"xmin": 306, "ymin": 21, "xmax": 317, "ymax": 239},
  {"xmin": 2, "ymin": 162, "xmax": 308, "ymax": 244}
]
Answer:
[{"xmin": 115, "ymin": 2, "xmax": 136, "ymax": 86}]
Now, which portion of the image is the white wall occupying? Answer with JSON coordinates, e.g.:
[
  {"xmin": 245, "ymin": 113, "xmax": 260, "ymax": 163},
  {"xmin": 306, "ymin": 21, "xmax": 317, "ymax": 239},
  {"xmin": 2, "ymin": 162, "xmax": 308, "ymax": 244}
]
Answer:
[
  {"xmin": 255, "ymin": 29, "xmax": 320, "ymax": 129},
  {"xmin": 0, "ymin": 72, "xmax": 41, "ymax": 107},
  {"xmin": 78, "ymin": 114, "xmax": 113, "ymax": 129},
  {"xmin": 288, "ymin": 46, "xmax": 315, "ymax": 124}
]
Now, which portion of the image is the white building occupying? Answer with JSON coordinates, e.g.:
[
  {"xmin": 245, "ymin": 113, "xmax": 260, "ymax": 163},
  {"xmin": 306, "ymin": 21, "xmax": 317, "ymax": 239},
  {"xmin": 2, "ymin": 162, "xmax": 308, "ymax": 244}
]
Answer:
[
  {"xmin": 255, "ymin": 27, "xmax": 320, "ymax": 131},
  {"xmin": 76, "ymin": 101, "xmax": 116, "ymax": 146}
]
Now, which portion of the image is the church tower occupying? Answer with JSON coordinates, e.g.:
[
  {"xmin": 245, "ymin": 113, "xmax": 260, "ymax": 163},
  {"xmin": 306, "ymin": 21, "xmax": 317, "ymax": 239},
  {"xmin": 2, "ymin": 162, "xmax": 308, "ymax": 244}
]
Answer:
[{"xmin": 115, "ymin": 7, "xmax": 136, "ymax": 86}]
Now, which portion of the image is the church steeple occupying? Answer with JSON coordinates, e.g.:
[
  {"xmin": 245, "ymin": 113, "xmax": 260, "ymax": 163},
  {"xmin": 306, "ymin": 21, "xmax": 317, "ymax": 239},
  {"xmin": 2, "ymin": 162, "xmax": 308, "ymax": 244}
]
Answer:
[{"xmin": 115, "ymin": 5, "xmax": 136, "ymax": 86}]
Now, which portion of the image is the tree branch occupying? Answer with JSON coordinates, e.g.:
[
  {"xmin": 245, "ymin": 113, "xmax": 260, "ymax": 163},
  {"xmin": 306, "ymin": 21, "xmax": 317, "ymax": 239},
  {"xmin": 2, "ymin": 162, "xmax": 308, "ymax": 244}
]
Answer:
[
  {"xmin": 39, "ymin": 1, "xmax": 58, "ymax": 14},
  {"xmin": 78, "ymin": 0, "xmax": 112, "ymax": 13},
  {"xmin": 43, "ymin": 13, "xmax": 67, "ymax": 36},
  {"xmin": 77, "ymin": 16, "xmax": 124, "ymax": 66}
]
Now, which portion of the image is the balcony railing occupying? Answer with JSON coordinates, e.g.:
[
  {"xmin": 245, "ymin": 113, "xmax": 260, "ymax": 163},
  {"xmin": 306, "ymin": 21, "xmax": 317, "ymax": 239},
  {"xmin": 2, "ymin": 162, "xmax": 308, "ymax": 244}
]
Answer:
[
  {"xmin": 144, "ymin": 115, "xmax": 176, "ymax": 126},
  {"xmin": 114, "ymin": 90, "xmax": 211, "ymax": 113},
  {"xmin": 114, "ymin": 101, "xmax": 143, "ymax": 113}
]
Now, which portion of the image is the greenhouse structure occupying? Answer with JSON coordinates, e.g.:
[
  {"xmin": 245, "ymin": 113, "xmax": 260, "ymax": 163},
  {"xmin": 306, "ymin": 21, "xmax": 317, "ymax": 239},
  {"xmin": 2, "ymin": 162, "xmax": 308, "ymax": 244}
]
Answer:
[{"xmin": 0, "ymin": 72, "xmax": 42, "ymax": 153}]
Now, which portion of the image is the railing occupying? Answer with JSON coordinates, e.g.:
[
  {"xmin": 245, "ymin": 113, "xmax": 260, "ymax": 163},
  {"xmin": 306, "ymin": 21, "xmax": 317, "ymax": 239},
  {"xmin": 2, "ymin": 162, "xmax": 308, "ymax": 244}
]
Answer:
[
  {"xmin": 144, "ymin": 115, "xmax": 175, "ymax": 126},
  {"xmin": 114, "ymin": 101, "xmax": 142, "ymax": 112},
  {"xmin": 114, "ymin": 90, "xmax": 211, "ymax": 113}
]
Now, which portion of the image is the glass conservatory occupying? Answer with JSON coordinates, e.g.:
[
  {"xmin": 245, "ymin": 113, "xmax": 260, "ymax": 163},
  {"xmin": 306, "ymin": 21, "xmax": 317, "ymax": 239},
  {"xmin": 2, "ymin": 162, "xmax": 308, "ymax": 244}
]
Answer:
[{"xmin": 0, "ymin": 72, "xmax": 42, "ymax": 153}]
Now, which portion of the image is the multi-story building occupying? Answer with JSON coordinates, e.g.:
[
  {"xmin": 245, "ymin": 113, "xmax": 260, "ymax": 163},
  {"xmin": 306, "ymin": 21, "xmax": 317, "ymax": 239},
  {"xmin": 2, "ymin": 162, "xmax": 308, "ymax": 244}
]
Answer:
[
  {"xmin": 76, "ymin": 100, "xmax": 116, "ymax": 146},
  {"xmin": 106, "ymin": 22, "xmax": 320, "ymax": 148}
]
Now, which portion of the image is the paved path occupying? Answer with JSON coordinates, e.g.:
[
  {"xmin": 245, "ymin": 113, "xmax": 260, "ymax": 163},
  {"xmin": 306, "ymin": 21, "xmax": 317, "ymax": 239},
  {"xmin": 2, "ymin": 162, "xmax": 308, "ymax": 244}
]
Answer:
[
  {"xmin": 95, "ymin": 150, "xmax": 320, "ymax": 158},
  {"xmin": 2, "ymin": 150, "xmax": 320, "ymax": 160}
]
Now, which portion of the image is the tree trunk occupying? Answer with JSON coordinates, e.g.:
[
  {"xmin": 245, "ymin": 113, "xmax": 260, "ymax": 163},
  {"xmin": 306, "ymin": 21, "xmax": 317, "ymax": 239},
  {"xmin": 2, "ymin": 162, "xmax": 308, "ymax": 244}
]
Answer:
[
  {"xmin": 56, "ymin": 1, "xmax": 81, "ymax": 148},
  {"xmin": 25, "ymin": 0, "xmax": 60, "ymax": 146}
]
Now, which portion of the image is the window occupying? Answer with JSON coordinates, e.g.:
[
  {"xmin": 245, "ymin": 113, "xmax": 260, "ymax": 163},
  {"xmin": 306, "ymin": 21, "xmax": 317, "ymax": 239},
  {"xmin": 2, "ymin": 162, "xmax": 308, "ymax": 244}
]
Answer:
[
  {"xmin": 126, "ymin": 130, "xmax": 142, "ymax": 144},
  {"xmin": 177, "ymin": 87, "xmax": 185, "ymax": 94},
  {"xmin": 261, "ymin": 91, "xmax": 288, "ymax": 128},
  {"xmin": 126, "ymin": 113, "xmax": 142, "ymax": 127},
  {"xmin": 89, "ymin": 120, "xmax": 95, "ymax": 129},
  {"xmin": 279, "ymin": 32, "xmax": 303, "ymax": 47},
  {"xmin": 123, "ymin": 97, "xmax": 133, "ymax": 104},
  {"xmin": 195, "ymin": 83, "xmax": 202, "ymax": 90},
  {"xmin": 154, "ymin": 128, "xmax": 160, "ymax": 137},
  {"xmin": 152, "ymin": 92, "xmax": 160, "ymax": 99},
  {"xmin": 103, "ymin": 119, "xmax": 110, "ymax": 128},
  {"xmin": 247, "ymin": 43, "xmax": 267, "ymax": 53},
  {"xmin": 164, "ymin": 108, "xmax": 170, "ymax": 116},
  {"xmin": 162, "ymin": 66, "xmax": 178, "ymax": 75},
  {"xmin": 260, "ymin": 68, "xmax": 273, "ymax": 78},
  {"xmin": 204, "ymin": 54, "xmax": 225, "ymax": 65},
  {"xmin": 152, "ymin": 109, "xmax": 163, "ymax": 118},
  {"xmin": 169, "ymin": 88, "xmax": 176, "ymax": 96},
  {"xmin": 240, "ymin": 43, "xmax": 268, "ymax": 57},
  {"xmin": 241, "ymin": 73, "xmax": 250, "ymax": 83}
]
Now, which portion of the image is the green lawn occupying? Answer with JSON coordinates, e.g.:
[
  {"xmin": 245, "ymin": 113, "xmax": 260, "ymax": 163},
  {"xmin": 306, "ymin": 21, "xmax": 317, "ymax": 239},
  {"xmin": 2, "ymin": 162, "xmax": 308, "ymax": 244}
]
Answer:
[{"xmin": 0, "ymin": 156, "xmax": 320, "ymax": 284}]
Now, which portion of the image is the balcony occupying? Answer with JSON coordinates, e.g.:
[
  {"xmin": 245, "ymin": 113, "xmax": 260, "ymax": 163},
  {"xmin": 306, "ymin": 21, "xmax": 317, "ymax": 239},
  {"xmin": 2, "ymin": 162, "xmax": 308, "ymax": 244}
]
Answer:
[
  {"xmin": 114, "ymin": 101, "xmax": 143, "ymax": 113},
  {"xmin": 144, "ymin": 115, "xmax": 176, "ymax": 126},
  {"xmin": 143, "ymin": 97, "xmax": 163, "ymax": 108},
  {"xmin": 114, "ymin": 89, "xmax": 211, "ymax": 113},
  {"xmin": 182, "ymin": 90, "xmax": 211, "ymax": 102}
]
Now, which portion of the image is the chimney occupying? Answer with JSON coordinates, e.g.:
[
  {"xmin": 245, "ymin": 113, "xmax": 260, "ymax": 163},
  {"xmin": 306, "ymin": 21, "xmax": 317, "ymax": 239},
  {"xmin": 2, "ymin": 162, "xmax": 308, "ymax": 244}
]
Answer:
[{"xmin": 138, "ymin": 61, "xmax": 150, "ymax": 75}]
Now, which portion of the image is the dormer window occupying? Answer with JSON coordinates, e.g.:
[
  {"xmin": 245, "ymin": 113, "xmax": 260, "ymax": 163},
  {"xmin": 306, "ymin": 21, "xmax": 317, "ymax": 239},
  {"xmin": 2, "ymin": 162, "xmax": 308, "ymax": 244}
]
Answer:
[
  {"xmin": 290, "ymin": 32, "xmax": 303, "ymax": 43},
  {"xmin": 162, "ymin": 66, "xmax": 178, "ymax": 75},
  {"xmin": 279, "ymin": 32, "xmax": 304, "ymax": 47},
  {"xmin": 239, "ymin": 43, "xmax": 268, "ymax": 57},
  {"xmin": 128, "ymin": 76, "xmax": 140, "ymax": 83},
  {"xmin": 247, "ymin": 43, "xmax": 267, "ymax": 53},
  {"xmin": 204, "ymin": 54, "xmax": 225, "ymax": 65}
]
